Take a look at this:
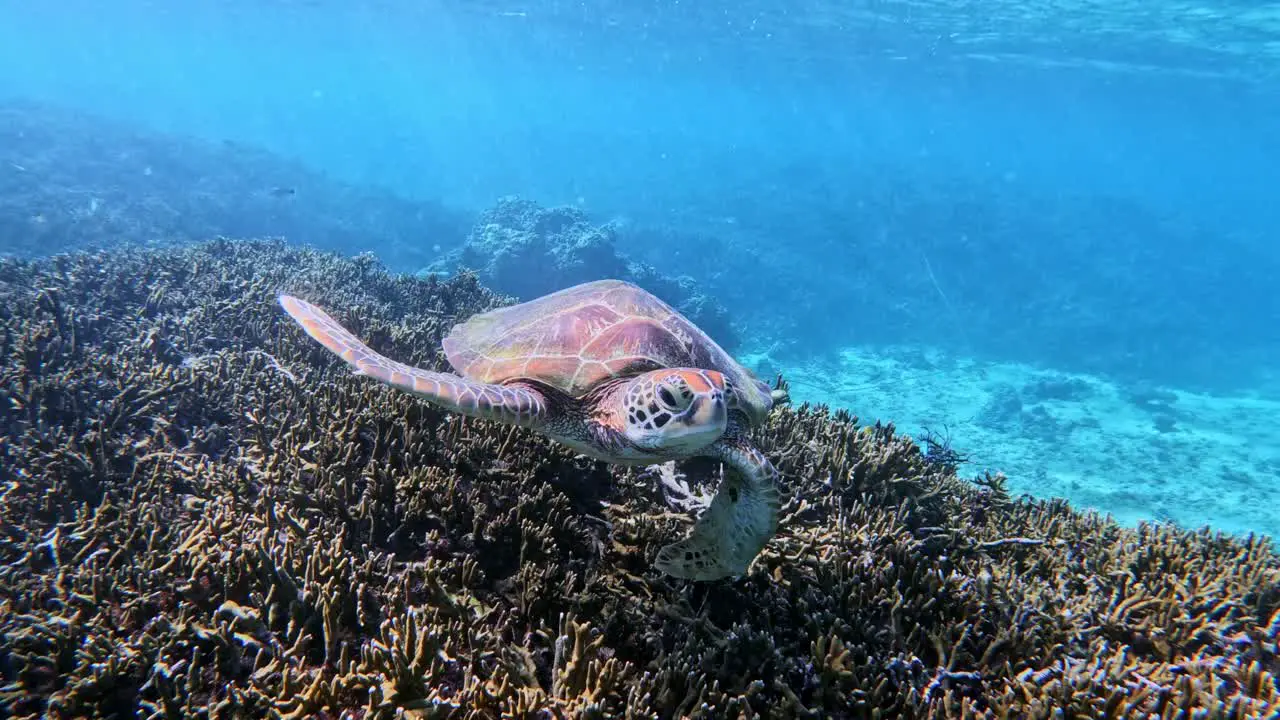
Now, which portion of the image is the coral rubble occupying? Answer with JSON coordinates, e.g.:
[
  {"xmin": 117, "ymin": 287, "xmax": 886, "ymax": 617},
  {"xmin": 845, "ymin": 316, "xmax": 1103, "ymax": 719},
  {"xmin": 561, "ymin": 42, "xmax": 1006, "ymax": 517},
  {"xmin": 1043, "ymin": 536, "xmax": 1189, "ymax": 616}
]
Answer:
[{"xmin": 1, "ymin": 238, "xmax": 1276, "ymax": 718}]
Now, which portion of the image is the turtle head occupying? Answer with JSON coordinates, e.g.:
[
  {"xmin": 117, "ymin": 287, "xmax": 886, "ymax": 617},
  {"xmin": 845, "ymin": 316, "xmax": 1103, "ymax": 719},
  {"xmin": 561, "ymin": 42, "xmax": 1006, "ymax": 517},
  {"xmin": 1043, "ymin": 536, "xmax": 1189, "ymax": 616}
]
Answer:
[{"xmin": 620, "ymin": 368, "xmax": 728, "ymax": 454}]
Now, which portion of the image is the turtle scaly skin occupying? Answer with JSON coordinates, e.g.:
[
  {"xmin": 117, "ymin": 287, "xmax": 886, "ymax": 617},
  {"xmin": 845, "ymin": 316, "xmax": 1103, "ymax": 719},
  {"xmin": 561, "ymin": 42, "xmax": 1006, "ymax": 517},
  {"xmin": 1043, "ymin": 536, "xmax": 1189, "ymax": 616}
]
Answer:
[
  {"xmin": 280, "ymin": 295, "xmax": 550, "ymax": 428},
  {"xmin": 278, "ymin": 280, "xmax": 783, "ymax": 581},
  {"xmin": 653, "ymin": 427, "xmax": 782, "ymax": 579}
]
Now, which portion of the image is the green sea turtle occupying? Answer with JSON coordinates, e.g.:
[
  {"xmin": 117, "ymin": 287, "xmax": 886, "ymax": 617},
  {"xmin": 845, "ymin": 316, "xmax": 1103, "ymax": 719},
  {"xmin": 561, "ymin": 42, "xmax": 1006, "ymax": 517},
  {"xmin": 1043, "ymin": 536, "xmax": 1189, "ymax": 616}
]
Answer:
[{"xmin": 278, "ymin": 279, "xmax": 787, "ymax": 581}]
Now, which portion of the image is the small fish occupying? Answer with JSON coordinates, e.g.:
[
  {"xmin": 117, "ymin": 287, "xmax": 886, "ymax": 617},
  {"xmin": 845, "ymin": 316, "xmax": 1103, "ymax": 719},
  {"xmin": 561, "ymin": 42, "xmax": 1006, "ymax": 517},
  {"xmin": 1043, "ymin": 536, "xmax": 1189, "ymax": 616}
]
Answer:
[
  {"xmin": 268, "ymin": 187, "xmax": 296, "ymax": 198},
  {"xmin": 8, "ymin": 163, "xmax": 25, "ymax": 172}
]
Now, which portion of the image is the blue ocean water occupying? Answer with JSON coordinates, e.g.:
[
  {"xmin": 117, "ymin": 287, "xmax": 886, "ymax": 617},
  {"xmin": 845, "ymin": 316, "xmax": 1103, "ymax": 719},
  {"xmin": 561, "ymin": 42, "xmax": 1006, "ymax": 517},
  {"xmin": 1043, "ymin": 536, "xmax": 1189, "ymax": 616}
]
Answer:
[{"xmin": 1, "ymin": 0, "xmax": 1277, "ymax": 536}]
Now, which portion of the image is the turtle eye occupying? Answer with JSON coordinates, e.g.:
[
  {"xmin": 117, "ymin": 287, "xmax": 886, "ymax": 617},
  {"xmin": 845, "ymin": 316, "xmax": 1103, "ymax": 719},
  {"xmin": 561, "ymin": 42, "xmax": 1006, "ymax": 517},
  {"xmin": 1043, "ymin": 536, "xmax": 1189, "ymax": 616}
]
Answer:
[{"xmin": 656, "ymin": 380, "xmax": 691, "ymax": 411}]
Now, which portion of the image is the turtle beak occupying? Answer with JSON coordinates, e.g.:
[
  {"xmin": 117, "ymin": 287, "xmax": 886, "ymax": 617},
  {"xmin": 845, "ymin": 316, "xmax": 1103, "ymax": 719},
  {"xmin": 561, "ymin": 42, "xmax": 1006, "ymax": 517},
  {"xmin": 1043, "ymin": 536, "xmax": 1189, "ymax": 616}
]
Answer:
[{"xmin": 686, "ymin": 393, "xmax": 728, "ymax": 432}]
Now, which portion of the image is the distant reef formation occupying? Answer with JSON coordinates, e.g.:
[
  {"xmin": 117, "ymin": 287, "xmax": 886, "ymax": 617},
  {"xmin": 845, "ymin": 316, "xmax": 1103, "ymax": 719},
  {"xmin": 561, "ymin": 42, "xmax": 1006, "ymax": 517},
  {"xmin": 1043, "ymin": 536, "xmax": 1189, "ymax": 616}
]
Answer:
[
  {"xmin": 0, "ymin": 100, "xmax": 468, "ymax": 270},
  {"xmin": 0, "ymin": 238, "xmax": 1276, "ymax": 718},
  {"xmin": 425, "ymin": 196, "xmax": 742, "ymax": 353},
  {"xmin": 0, "ymin": 103, "xmax": 738, "ymax": 354}
]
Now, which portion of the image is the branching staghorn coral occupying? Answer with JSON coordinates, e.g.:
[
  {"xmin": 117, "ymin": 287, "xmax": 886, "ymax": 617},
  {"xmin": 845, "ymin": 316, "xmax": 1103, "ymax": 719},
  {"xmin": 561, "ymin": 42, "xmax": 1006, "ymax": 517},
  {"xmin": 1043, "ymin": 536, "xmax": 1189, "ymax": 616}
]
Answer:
[{"xmin": 0, "ymin": 238, "xmax": 1275, "ymax": 719}]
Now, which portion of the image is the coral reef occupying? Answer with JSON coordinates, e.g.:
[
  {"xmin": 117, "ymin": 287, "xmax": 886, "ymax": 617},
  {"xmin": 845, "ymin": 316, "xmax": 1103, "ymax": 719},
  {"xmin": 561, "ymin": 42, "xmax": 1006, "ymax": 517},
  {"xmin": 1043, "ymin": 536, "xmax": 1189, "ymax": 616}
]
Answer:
[
  {"xmin": 430, "ymin": 196, "xmax": 629, "ymax": 299},
  {"xmin": 427, "ymin": 196, "xmax": 742, "ymax": 353},
  {"xmin": 1, "ymin": 238, "xmax": 1277, "ymax": 718},
  {"xmin": 0, "ymin": 100, "xmax": 468, "ymax": 270}
]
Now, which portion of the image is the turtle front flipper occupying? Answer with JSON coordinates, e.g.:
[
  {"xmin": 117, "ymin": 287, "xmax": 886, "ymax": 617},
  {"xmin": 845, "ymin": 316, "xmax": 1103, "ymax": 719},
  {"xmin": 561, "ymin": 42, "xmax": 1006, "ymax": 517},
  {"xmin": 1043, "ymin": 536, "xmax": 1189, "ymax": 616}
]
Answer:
[
  {"xmin": 279, "ymin": 295, "xmax": 548, "ymax": 428},
  {"xmin": 653, "ymin": 429, "xmax": 782, "ymax": 581}
]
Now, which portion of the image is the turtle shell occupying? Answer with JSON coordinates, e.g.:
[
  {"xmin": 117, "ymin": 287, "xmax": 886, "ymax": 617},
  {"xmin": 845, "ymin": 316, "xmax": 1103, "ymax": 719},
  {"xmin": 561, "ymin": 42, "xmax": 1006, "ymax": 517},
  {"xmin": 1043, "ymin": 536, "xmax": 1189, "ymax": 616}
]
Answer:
[{"xmin": 442, "ymin": 279, "xmax": 773, "ymax": 422}]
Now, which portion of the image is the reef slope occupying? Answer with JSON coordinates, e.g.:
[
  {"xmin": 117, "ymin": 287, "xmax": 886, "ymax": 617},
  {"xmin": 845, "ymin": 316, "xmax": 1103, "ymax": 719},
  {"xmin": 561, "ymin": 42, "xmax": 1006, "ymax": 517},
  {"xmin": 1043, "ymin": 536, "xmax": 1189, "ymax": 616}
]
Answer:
[{"xmin": 0, "ymin": 239, "xmax": 1276, "ymax": 718}]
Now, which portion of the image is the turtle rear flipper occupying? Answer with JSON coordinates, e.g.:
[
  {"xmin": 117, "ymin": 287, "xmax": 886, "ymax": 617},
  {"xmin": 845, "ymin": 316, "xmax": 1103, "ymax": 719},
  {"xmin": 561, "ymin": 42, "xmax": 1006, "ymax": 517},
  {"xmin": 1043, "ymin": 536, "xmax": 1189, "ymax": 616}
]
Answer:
[
  {"xmin": 279, "ymin": 294, "xmax": 549, "ymax": 429},
  {"xmin": 654, "ymin": 433, "xmax": 781, "ymax": 581}
]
